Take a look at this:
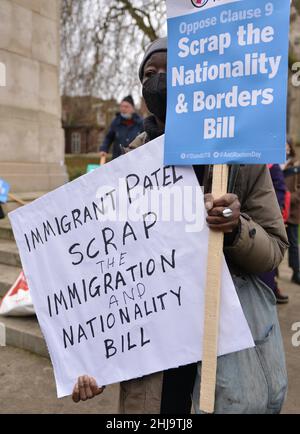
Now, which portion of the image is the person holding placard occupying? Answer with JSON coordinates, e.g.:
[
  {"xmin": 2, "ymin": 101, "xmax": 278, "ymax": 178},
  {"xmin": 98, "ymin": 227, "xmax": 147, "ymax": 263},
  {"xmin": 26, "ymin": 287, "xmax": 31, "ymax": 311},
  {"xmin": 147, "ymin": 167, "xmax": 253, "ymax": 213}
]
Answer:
[{"xmin": 72, "ymin": 38, "xmax": 288, "ymax": 414}]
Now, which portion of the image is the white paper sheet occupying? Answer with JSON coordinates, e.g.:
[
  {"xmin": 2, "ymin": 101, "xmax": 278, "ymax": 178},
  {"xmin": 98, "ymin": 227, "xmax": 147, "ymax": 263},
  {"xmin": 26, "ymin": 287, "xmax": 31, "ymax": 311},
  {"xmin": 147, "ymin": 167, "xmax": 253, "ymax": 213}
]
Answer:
[{"xmin": 9, "ymin": 135, "xmax": 254, "ymax": 398}]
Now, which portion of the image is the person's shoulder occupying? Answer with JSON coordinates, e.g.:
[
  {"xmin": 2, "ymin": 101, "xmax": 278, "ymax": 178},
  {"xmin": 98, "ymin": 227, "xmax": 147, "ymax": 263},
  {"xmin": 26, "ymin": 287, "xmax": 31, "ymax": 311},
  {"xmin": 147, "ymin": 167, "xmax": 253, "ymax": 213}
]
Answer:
[
  {"xmin": 236, "ymin": 164, "xmax": 270, "ymax": 190},
  {"xmin": 111, "ymin": 113, "xmax": 122, "ymax": 125},
  {"xmin": 239, "ymin": 164, "xmax": 268, "ymax": 177}
]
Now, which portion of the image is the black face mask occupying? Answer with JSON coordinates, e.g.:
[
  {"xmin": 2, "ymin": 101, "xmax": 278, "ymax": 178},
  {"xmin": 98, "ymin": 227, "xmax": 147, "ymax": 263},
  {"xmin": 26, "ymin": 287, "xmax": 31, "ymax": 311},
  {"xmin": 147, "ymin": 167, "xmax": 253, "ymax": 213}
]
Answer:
[{"xmin": 142, "ymin": 73, "xmax": 167, "ymax": 123}]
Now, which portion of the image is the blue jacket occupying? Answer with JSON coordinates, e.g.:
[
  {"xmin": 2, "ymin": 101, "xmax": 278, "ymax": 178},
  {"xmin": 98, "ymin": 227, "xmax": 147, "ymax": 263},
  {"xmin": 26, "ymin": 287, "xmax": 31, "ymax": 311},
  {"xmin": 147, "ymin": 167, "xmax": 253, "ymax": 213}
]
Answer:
[{"xmin": 100, "ymin": 113, "xmax": 144, "ymax": 159}]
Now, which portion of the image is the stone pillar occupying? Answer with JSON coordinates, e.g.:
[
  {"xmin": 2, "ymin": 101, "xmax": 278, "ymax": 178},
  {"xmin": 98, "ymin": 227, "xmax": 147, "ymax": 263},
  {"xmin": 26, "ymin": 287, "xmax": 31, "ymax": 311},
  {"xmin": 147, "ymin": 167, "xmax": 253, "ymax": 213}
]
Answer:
[{"xmin": 0, "ymin": 0, "xmax": 68, "ymax": 193}]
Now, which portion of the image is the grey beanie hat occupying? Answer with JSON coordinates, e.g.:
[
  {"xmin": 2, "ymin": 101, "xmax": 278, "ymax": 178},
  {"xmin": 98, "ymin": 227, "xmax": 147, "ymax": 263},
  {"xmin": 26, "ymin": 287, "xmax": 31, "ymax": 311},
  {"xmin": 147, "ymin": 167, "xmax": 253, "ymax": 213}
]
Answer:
[{"xmin": 138, "ymin": 37, "xmax": 167, "ymax": 82}]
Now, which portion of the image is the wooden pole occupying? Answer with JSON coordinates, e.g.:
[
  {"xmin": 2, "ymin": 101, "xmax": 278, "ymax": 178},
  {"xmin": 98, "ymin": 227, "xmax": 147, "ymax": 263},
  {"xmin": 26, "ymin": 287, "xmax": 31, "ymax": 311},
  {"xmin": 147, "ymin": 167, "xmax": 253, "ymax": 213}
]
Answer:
[
  {"xmin": 8, "ymin": 193, "xmax": 27, "ymax": 206},
  {"xmin": 199, "ymin": 164, "xmax": 229, "ymax": 414}
]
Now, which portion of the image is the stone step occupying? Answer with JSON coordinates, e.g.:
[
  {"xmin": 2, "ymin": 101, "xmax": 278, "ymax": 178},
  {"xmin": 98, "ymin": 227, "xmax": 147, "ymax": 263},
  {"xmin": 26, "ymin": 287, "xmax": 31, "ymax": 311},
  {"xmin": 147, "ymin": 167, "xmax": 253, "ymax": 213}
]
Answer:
[
  {"xmin": 2, "ymin": 174, "xmax": 67, "ymax": 193},
  {"xmin": 0, "ymin": 240, "xmax": 21, "ymax": 267},
  {"xmin": 4, "ymin": 202, "xmax": 26, "ymax": 214},
  {"xmin": 0, "ymin": 191, "xmax": 47, "ymax": 220},
  {"xmin": 7, "ymin": 191, "xmax": 46, "ymax": 201},
  {"xmin": 0, "ymin": 315, "xmax": 49, "ymax": 358},
  {"xmin": 2, "ymin": 191, "xmax": 47, "ymax": 214},
  {"xmin": 0, "ymin": 263, "xmax": 22, "ymax": 297}
]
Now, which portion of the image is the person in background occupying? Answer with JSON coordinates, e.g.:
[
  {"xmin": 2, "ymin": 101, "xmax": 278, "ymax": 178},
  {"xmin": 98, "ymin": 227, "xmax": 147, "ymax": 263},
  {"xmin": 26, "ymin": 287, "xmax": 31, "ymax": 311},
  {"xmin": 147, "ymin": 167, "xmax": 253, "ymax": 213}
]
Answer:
[
  {"xmin": 284, "ymin": 139, "xmax": 300, "ymax": 285},
  {"xmin": 259, "ymin": 164, "xmax": 289, "ymax": 303},
  {"xmin": 99, "ymin": 95, "xmax": 144, "ymax": 160}
]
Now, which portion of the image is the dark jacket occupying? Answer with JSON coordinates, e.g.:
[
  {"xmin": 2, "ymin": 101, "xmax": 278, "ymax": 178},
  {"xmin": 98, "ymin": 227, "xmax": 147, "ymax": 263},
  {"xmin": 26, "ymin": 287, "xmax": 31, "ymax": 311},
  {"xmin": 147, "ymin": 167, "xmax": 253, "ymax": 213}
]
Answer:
[
  {"xmin": 284, "ymin": 157, "xmax": 300, "ymax": 225},
  {"xmin": 100, "ymin": 113, "xmax": 144, "ymax": 159},
  {"xmin": 268, "ymin": 164, "xmax": 286, "ymax": 210}
]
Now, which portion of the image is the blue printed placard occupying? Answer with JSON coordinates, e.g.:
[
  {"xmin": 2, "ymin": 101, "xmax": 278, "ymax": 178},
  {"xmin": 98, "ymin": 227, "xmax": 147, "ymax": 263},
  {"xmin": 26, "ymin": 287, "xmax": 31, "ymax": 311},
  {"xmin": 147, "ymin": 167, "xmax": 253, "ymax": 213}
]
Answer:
[
  {"xmin": 165, "ymin": 0, "xmax": 291, "ymax": 165},
  {"xmin": 0, "ymin": 179, "xmax": 10, "ymax": 203}
]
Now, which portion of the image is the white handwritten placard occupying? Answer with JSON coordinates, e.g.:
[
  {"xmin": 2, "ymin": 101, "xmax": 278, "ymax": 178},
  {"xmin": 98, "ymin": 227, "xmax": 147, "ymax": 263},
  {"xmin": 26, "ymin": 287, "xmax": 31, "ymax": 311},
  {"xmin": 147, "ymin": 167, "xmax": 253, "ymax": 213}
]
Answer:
[{"xmin": 9, "ymin": 135, "xmax": 254, "ymax": 398}]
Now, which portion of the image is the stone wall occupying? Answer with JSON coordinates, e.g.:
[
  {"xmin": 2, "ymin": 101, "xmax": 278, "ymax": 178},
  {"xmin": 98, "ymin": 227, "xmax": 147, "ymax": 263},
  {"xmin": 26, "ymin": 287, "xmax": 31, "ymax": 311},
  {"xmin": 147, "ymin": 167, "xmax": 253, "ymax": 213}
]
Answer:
[{"xmin": 0, "ymin": 0, "xmax": 67, "ymax": 192}]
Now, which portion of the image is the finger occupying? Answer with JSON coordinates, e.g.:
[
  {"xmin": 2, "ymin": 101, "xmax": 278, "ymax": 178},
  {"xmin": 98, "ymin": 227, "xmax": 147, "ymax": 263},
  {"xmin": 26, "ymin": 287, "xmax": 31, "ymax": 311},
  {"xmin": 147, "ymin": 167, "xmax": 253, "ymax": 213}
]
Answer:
[
  {"xmin": 78, "ymin": 376, "xmax": 87, "ymax": 401},
  {"xmin": 204, "ymin": 194, "xmax": 214, "ymax": 211},
  {"xmin": 207, "ymin": 219, "xmax": 240, "ymax": 233},
  {"xmin": 213, "ymin": 194, "xmax": 239, "ymax": 207},
  {"xmin": 207, "ymin": 209, "xmax": 240, "ymax": 224},
  {"xmin": 207, "ymin": 202, "xmax": 240, "ymax": 219},
  {"xmin": 83, "ymin": 375, "xmax": 93, "ymax": 400},
  {"xmin": 72, "ymin": 383, "xmax": 80, "ymax": 403},
  {"xmin": 90, "ymin": 378, "xmax": 105, "ymax": 396},
  {"xmin": 207, "ymin": 206, "xmax": 230, "ymax": 217},
  {"xmin": 207, "ymin": 215, "xmax": 231, "ymax": 225}
]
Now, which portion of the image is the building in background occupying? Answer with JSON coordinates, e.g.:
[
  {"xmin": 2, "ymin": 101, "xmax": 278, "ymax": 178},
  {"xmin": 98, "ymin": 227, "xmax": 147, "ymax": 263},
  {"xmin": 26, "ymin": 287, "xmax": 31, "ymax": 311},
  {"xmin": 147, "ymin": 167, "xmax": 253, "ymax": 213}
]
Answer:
[{"xmin": 62, "ymin": 96, "xmax": 118, "ymax": 154}]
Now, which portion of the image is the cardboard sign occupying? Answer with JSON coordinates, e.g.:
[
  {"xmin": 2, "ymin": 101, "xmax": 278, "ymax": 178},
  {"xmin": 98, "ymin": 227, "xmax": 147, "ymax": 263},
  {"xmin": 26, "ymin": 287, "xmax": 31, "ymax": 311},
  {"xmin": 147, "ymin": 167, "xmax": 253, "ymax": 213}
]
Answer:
[
  {"xmin": 165, "ymin": 0, "xmax": 290, "ymax": 165},
  {"xmin": 0, "ymin": 179, "xmax": 10, "ymax": 203},
  {"xmin": 9, "ymin": 136, "xmax": 254, "ymax": 398}
]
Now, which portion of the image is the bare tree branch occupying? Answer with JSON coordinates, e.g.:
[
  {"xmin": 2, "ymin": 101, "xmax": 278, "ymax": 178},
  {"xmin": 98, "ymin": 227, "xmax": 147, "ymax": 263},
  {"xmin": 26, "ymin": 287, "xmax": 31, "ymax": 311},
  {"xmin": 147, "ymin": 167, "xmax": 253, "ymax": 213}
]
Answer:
[{"xmin": 60, "ymin": 0, "xmax": 167, "ymax": 101}]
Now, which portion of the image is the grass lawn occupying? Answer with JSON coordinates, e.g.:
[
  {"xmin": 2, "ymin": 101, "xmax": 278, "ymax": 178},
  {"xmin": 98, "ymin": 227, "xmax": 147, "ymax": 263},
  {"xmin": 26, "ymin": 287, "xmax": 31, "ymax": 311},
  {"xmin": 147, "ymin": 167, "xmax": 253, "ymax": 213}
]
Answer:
[{"xmin": 65, "ymin": 153, "xmax": 112, "ymax": 181}]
